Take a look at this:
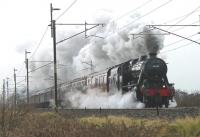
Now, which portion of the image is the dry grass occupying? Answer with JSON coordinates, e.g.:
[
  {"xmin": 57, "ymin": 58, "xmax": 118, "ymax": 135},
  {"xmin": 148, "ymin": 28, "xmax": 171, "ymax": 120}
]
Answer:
[
  {"xmin": 0, "ymin": 106, "xmax": 200, "ymax": 137},
  {"xmin": 163, "ymin": 117, "xmax": 200, "ymax": 137}
]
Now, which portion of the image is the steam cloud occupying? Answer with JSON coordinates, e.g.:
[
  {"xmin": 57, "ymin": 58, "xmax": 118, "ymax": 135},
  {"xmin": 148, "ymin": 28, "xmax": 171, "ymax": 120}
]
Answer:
[
  {"xmin": 63, "ymin": 89, "xmax": 176, "ymax": 109},
  {"xmin": 31, "ymin": 11, "xmax": 164, "ymax": 82},
  {"xmin": 29, "ymin": 11, "xmax": 168, "ymax": 108},
  {"xmin": 64, "ymin": 89, "xmax": 145, "ymax": 109}
]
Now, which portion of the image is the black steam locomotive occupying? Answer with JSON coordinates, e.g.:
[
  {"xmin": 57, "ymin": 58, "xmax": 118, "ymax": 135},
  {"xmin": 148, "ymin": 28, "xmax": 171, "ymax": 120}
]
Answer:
[{"xmin": 29, "ymin": 53, "xmax": 174, "ymax": 108}]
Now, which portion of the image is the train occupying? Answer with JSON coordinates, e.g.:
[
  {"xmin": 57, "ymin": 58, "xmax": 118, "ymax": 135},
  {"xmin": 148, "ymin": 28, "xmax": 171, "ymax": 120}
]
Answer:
[{"xmin": 29, "ymin": 52, "xmax": 175, "ymax": 108}]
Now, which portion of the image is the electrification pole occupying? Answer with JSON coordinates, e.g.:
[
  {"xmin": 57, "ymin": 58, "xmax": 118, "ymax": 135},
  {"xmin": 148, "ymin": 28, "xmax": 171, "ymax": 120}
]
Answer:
[
  {"xmin": 2, "ymin": 79, "xmax": 5, "ymax": 108},
  {"xmin": 49, "ymin": 3, "xmax": 103, "ymax": 112},
  {"xmin": 2, "ymin": 79, "xmax": 6, "ymax": 137},
  {"xmin": 50, "ymin": 3, "xmax": 60, "ymax": 111},
  {"xmin": 52, "ymin": 20, "xmax": 58, "ymax": 111},
  {"xmin": 6, "ymin": 77, "xmax": 9, "ymax": 104},
  {"xmin": 14, "ymin": 68, "xmax": 17, "ymax": 108},
  {"xmin": 25, "ymin": 50, "xmax": 31, "ymax": 104}
]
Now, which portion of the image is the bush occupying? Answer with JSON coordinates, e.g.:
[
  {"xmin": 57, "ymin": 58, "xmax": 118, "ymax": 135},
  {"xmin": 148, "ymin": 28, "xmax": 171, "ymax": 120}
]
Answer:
[{"xmin": 175, "ymin": 90, "xmax": 200, "ymax": 107}]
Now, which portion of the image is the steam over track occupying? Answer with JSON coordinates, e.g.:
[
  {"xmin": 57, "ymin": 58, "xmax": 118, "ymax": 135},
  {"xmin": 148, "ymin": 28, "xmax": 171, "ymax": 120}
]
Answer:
[{"xmin": 38, "ymin": 107, "xmax": 200, "ymax": 119}]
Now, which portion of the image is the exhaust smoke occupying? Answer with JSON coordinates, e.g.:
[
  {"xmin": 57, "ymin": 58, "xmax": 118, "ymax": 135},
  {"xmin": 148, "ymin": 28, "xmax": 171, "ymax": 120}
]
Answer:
[
  {"xmin": 64, "ymin": 89, "xmax": 145, "ymax": 109},
  {"xmin": 27, "ymin": 11, "xmax": 174, "ymax": 109}
]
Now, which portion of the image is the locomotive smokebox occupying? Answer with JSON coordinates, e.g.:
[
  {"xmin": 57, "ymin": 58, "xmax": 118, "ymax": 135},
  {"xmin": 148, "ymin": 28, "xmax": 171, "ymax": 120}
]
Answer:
[
  {"xmin": 148, "ymin": 53, "xmax": 157, "ymax": 58},
  {"xmin": 139, "ymin": 55, "xmax": 147, "ymax": 61}
]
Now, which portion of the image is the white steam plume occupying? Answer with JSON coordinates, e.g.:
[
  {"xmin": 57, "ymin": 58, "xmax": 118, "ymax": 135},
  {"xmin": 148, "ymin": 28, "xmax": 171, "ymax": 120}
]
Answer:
[
  {"xmin": 63, "ymin": 89, "xmax": 176, "ymax": 109},
  {"xmin": 72, "ymin": 13, "xmax": 164, "ymax": 75},
  {"xmin": 29, "ymin": 12, "xmax": 164, "ymax": 108},
  {"xmin": 64, "ymin": 89, "xmax": 145, "ymax": 109}
]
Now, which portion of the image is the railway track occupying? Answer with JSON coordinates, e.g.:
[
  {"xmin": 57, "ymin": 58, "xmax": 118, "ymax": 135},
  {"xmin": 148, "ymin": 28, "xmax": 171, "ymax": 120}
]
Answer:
[{"xmin": 37, "ymin": 107, "xmax": 200, "ymax": 119}]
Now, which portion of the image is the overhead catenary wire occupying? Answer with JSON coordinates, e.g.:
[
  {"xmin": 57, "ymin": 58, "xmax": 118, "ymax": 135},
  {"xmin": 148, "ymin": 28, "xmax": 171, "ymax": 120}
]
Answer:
[
  {"xmin": 161, "ymin": 38, "xmax": 200, "ymax": 54},
  {"xmin": 7, "ymin": 26, "xmax": 49, "ymax": 83},
  {"xmin": 29, "ymin": 26, "xmax": 49, "ymax": 60},
  {"xmin": 32, "ymin": 80, "xmax": 68, "ymax": 94},
  {"xmin": 56, "ymin": 24, "xmax": 100, "ymax": 44},
  {"xmin": 167, "ymin": 5, "xmax": 200, "ymax": 30},
  {"xmin": 16, "ymin": 79, "xmax": 26, "ymax": 85},
  {"xmin": 32, "ymin": 86, "xmax": 53, "ymax": 94},
  {"xmin": 163, "ymin": 9, "xmax": 200, "ymax": 24},
  {"xmin": 168, "ymin": 20, "xmax": 199, "ymax": 32},
  {"xmin": 115, "ymin": 0, "xmax": 154, "ymax": 21},
  {"xmin": 165, "ymin": 33, "xmax": 198, "ymax": 48},
  {"xmin": 31, "ymin": 65, "xmax": 98, "ymax": 94},
  {"xmin": 55, "ymin": 0, "xmax": 77, "ymax": 21},
  {"xmin": 118, "ymin": 0, "xmax": 173, "ymax": 31},
  {"xmin": 150, "ymin": 26, "xmax": 200, "ymax": 45},
  {"xmin": 29, "ymin": 62, "xmax": 53, "ymax": 73}
]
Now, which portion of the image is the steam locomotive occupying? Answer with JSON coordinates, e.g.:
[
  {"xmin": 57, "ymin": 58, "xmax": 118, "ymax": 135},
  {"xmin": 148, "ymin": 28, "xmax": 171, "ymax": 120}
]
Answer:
[{"xmin": 29, "ymin": 53, "xmax": 174, "ymax": 108}]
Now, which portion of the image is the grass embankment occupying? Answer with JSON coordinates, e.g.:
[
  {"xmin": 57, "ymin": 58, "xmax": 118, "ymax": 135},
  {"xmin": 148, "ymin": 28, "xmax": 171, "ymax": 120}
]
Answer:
[
  {"xmin": 80, "ymin": 116, "xmax": 200, "ymax": 137},
  {"xmin": 0, "ymin": 110, "xmax": 200, "ymax": 137}
]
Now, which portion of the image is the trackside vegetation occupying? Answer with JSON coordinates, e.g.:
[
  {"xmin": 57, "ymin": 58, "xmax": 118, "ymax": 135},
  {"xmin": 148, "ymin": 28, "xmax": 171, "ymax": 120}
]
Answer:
[{"xmin": 0, "ymin": 107, "xmax": 200, "ymax": 137}]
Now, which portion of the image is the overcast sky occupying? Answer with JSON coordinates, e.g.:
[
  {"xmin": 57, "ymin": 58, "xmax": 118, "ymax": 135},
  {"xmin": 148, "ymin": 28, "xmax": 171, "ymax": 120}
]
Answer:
[{"xmin": 0, "ymin": 0, "xmax": 200, "ymax": 92}]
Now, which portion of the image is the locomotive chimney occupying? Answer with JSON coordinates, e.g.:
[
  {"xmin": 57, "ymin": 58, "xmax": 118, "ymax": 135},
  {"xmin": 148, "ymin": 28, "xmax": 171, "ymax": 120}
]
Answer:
[{"xmin": 148, "ymin": 53, "xmax": 157, "ymax": 58}]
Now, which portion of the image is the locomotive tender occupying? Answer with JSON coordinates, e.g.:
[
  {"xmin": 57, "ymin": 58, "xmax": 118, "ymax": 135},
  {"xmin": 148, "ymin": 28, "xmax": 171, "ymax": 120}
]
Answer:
[{"xmin": 29, "ymin": 53, "xmax": 174, "ymax": 108}]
